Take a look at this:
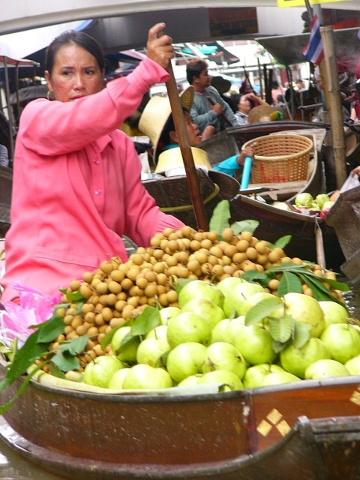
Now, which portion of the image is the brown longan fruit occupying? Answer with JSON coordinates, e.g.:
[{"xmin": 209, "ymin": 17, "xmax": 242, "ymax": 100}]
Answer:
[
  {"xmin": 95, "ymin": 282, "xmax": 108, "ymax": 295},
  {"xmin": 121, "ymin": 278, "xmax": 133, "ymax": 290},
  {"xmin": 56, "ymin": 307, "xmax": 67, "ymax": 317},
  {"xmin": 268, "ymin": 249, "xmax": 282, "ymax": 264},
  {"xmin": 115, "ymin": 300, "xmax": 127, "ymax": 312},
  {"xmin": 158, "ymin": 293, "xmax": 169, "ymax": 307},
  {"xmin": 190, "ymin": 239, "xmax": 201, "ymax": 251},
  {"xmin": 209, "ymin": 246, "xmax": 223, "ymax": 258},
  {"xmin": 187, "ymin": 259, "xmax": 201, "ymax": 274},
  {"xmin": 291, "ymin": 257, "xmax": 303, "ymax": 265},
  {"xmin": 82, "ymin": 271, "xmax": 94, "ymax": 284},
  {"xmin": 246, "ymin": 247, "xmax": 258, "ymax": 261},
  {"xmin": 145, "ymin": 284, "xmax": 158, "ymax": 298},
  {"xmin": 240, "ymin": 231, "xmax": 253, "ymax": 242},
  {"xmin": 84, "ymin": 311, "xmax": 96, "ymax": 324},
  {"xmin": 236, "ymin": 239, "xmax": 249, "ymax": 252},
  {"xmin": 222, "ymin": 227, "xmax": 234, "ymax": 242},
  {"xmin": 223, "ymin": 244, "xmax": 237, "ymax": 258},
  {"xmin": 166, "ymin": 290, "xmax": 178, "ymax": 304},
  {"xmin": 255, "ymin": 240, "xmax": 269, "ymax": 254},
  {"xmin": 150, "ymin": 235, "xmax": 162, "ymax": 248},
  {"xmin": 207, "ymin": 231, "xmax": 219, "ymax": 243},
  {"xmin": 157, "ymin": 273, "xmax": 168, "ymax": 286},
  {"xmin": 69, "ymin": 280, "xmax": 81, "ymax": 292},
  {"xmin": 100, "ymin": 260, "xmax": 114, "ymax": 274}
]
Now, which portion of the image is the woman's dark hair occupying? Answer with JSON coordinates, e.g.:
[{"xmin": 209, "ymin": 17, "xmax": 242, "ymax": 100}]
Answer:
[
  {"xmin": 45, "ymin": 30, "xmax": 105, "ymax": 74},
  {"xmin": 157, "ymin": 107, "xmax": 188, "ymax": 156},
  {"xmin": 186, "ymin": 59, "xmax": 208, "ymax": 85}
]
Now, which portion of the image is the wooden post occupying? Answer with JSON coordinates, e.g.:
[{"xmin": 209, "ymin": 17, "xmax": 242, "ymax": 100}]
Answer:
[
  {"xmin": 319, "ymin": 26, "xmax": 347, "ymax": 188},
  {"xmin": 165, "ymin": 63, "xmax": 209, "ymax": 231}
]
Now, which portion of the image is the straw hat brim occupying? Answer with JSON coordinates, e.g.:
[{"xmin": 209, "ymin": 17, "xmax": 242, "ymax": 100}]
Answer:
[
  {"xmin": 248, "ymin": 105, "xmax": 280, "ymax": 124},
  {"xmin": 138, "ymin": 86, "xmax": 195, "ymax": 154},
  {"xmin": 155, "ymin": 147, "xmax": 212, "ymax": 174}
]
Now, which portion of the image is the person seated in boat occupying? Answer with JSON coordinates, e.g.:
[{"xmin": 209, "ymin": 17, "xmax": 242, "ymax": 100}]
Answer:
[
  {"xmin": 185, "ymin": 59, "xmax": 238, "ymax": 137},
  {"xmin": 139, "ymin": 85, "xmax": 253, "ymax": 180},
  {"xmin": 0, "ymin": 23, "xmax": 186, "ymax": 304},
  {"xmin": 235, "ymin": 93, "xmax": 270, "ymax": 125}
]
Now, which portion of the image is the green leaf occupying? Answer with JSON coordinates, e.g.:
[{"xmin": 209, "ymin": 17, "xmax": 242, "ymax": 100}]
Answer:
[
  {"xmin": 172, "ymin": 278, "xmax": 194, "ymax": 296},
  {"xmin": 118, "ymin": 335, "xmax": 139, "ymax": 353},
  {"xmin": 292, "ymin": 320, "xmax": 311, "ymax": 349},
  {"xmin": 130, "ymin": 306, "xmax": 161, "ymax": 336},
  {"xmin": 209, "ymin": 200, "xmax": 231, "ymax": 233},
  {"xmin": 37, "ymin": 315, "xmax": 65, "ymax": 343},
  {"xmin": 49, "ymin": 362, "xmax": 66, "ymax": 379},
  {"xmin": 297, "ymin": 273, "xmax": 344, "ymax": 304},
  {"xmin": 245, "ymin": 297, "xmax": 284, "ymax": 326},
  {"xmin": 59, "ymin": 289, "xmax": 85, "ymax": 302},
  {"xmin": 0, "ymin": 329, "xmax": 50, "ymax": 392},
  {"xmin": 278, "ymin": 271, "xmax": 303, "ymax": 297},
  {"xmin": 241, "ymin": 270, "xmax": 269, "ymax": 283},
  {"xmin": 67, "ymin": 335, "xmax": 89, "ymax": 356},
  {"xmin": 231, "ymin": 219, "xmax": 259, "ymax": 235},
  {"xmin": 268, "ymin": 314, "xmax": 293, "ymax": 343},
  {"xmin": 297, "ymin": 270, "xmax": 349, "ymax": 292},
  {"xmin": 51, "ymin": 352, "xmax": 80, "ymax": 372},
  {"xmin": 273, "ymin": 235, "xmax": 292, "ymax": 250},
  {"xmin": 100, "ymin": 324, "xmax": 122, "ymax": 351},
  {"xmin": 272, "ymin": 339, "xmax": 289, "ymax": 354}
]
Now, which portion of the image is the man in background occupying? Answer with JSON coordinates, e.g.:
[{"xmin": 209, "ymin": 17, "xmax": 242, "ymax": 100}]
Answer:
[{"xmin": 186, "ymin": 59, "xmax": 238, "ymax": 137}]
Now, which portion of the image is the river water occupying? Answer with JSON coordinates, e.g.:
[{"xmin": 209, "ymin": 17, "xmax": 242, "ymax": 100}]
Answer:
[{"xmin": 0, "ymin": 256, "xmax": 359, "ymax": 479}]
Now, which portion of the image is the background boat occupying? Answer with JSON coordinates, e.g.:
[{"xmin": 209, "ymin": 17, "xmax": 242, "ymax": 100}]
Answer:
[{"xmin": 143, "ymin": 121, "xmax": 345, "ymax": 269}]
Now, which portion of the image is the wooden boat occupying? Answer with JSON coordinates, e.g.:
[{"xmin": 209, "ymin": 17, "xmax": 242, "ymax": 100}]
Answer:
[
  {"xmin": 1, "ymin": 367, "xmax": 360, "ymax": 480},
  {"xmin": 143, "ymin": 121, "xmax": 345, "ymax": 270}
]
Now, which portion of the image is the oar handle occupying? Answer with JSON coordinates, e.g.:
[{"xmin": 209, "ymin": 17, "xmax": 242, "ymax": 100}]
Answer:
[
  {"xmin": 240, "ymin": 156, "xmax": 252, "ymax": 190},
  {"xmin": 207, "ymin": 96, "xmax": 233, "ymax": 127},
  {"xmin": 159, "ymin": 31, "xmax": 209, "ymax": 231}
]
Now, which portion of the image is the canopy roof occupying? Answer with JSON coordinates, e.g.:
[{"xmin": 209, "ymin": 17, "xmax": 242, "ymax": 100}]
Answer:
[
  {"xmin": 256, "ymin": 27, "xmax": 360, "ymax": 67},
  {"xmin": 0, "ymin": 1, "xmax": 359, "ymax": 36}
]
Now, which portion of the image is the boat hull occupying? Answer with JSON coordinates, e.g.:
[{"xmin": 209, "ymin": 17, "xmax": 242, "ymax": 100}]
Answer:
[{"xmin": 1, "ymin": 370, "xmax": 360, "ymax": 479}]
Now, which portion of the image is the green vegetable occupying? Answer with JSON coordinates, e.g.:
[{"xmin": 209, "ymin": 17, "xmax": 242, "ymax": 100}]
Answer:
[
  {"xmin": 295, "ymin": 193, "xmax": 314, "ymax": 208},
  {"xmin": 315, "ymin": 194, "xmax": 331, "ymax": 209}
]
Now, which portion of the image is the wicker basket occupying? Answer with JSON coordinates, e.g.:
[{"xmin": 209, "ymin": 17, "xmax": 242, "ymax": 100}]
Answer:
[{"xmin": 243, "ymin": 134, "xmax": 313, "ymax": 183}]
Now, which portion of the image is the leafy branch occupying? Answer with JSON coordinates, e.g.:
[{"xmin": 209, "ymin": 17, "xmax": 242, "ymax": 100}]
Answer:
[
  {"xmin": 242, "ymin": 262, "xmax": 349, "ymax": 305},
  {"xmin": 0, "ymin": 309, "xmax": 88, "ymax": 413}
]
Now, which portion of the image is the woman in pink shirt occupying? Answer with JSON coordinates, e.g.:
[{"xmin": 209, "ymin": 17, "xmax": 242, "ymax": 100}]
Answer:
[{"xmin": 0, "ymin": 23, "xmax": 184, "ymax": 302}]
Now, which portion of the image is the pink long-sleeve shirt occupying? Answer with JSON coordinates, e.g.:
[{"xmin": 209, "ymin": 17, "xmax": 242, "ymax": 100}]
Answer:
[{"xmin": 1, "ymin": 58, "xmax": 184, "ymax": 301}]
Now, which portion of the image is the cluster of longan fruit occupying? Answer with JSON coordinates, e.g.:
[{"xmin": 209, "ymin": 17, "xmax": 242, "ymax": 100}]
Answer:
[{"xmin": 50, "ymin": 225, "xmax": 340, "ymax": 370}]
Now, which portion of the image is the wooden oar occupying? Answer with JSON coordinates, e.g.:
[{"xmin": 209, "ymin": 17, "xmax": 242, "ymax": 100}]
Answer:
[{"xmin": 162, "ymin": 44, "xmax": 209, "ymax": 231}]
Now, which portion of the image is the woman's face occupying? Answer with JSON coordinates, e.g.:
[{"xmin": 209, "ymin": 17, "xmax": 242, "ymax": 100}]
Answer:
[
  {"xmin": 238, "ymin": 96, "xmax": 252, "ymax": 114},
  {"xmin": 169, "ymin": 111, "xmax": 202, "ymax": 147},
  {"xmin": 45, "ymin": 43, "xmax": 105, "ymax": 102},
  {"xmin": 184, "ymin": 111, "xmax": 202, "ymax": 146}
]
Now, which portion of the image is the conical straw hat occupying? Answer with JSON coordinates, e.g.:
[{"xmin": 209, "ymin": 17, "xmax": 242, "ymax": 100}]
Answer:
[
  {"xmin": 139, "ymin": 86, "xmax": 194, "ymax": 155},
  {"xmin": 248, "ymin": 105, "xmax": 282, "ymax": 124}
]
